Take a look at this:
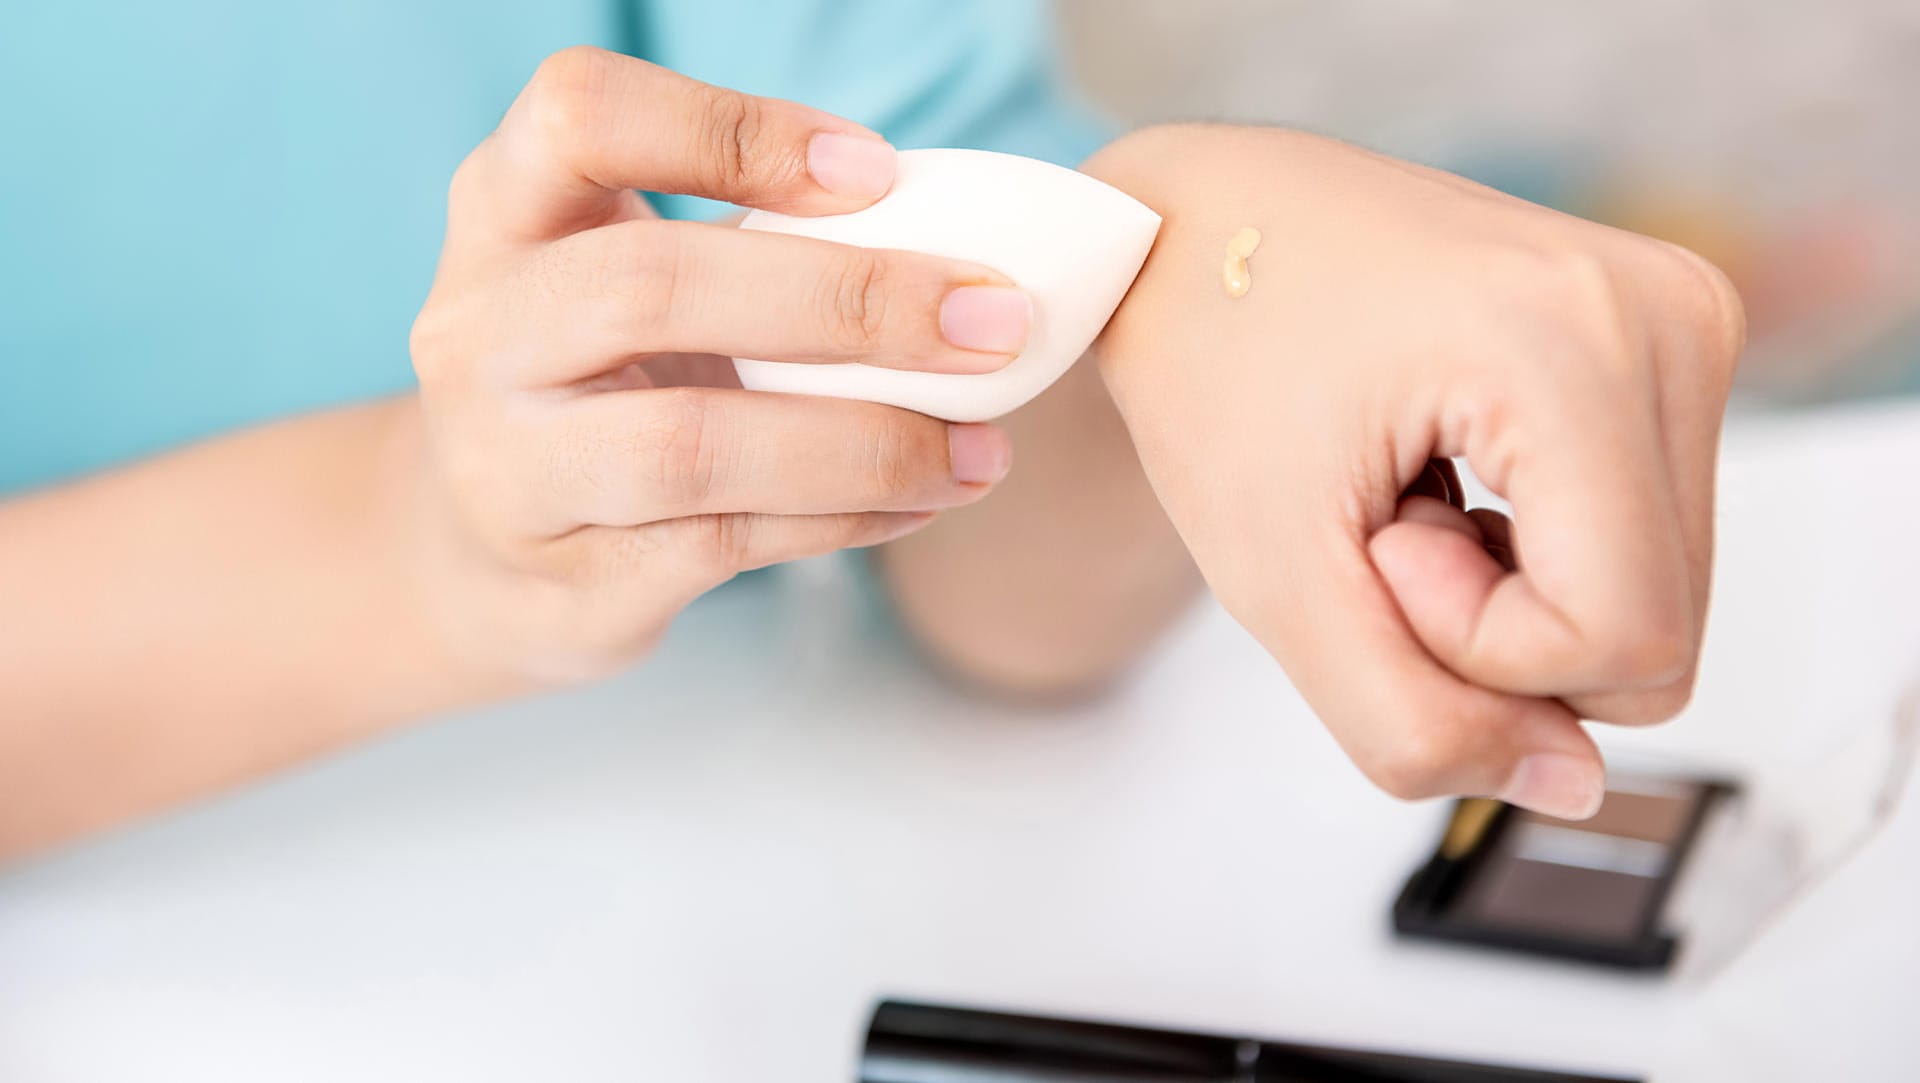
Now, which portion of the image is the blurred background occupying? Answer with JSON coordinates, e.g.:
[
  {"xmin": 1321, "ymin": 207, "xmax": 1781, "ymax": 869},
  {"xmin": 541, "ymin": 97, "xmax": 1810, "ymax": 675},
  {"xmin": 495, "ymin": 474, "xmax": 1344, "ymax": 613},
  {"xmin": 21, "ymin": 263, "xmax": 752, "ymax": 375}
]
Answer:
[
  {"xmin": 1056, "ymin": 0, "xmax": 1920, "ymax": 406},
  {"xmin": 4, "ymin": 4, "xmax": 1918, "ymax": 1080}
]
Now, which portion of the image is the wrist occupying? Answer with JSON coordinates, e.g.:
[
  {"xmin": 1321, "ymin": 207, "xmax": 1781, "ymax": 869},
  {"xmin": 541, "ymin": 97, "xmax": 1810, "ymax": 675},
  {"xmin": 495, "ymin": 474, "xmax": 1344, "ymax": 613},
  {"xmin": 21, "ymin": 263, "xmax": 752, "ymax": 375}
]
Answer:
[
  {"xmin": 372, "ymin": 397, "xmax": 542, "ymax": 717},
  {"xmin": 1080, "ymin": 126, "xmax": 1213, "ymax": 414},
  {"xmin": 1080, "ymin": 124, "xmax": 1324, "ymax": 411}
]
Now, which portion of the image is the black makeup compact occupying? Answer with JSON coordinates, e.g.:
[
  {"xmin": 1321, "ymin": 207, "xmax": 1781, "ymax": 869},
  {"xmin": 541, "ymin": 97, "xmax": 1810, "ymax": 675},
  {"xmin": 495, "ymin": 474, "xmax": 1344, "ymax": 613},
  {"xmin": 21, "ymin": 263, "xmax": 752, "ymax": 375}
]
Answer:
[
  {"xmin": 1393, "ymin": 776, "xmax": 1733, "ymax": 970},
  {"xmin": 1393, "ymin": 681, "xmax": 1920, "ymax": 975},
  {"xmin": 1395, "ymin": 677, "xmax": 1920, "ymax": 976},
  {"xmin": 861, "ymin": 1000, "xmax": 1638, "ymax": 1083}
]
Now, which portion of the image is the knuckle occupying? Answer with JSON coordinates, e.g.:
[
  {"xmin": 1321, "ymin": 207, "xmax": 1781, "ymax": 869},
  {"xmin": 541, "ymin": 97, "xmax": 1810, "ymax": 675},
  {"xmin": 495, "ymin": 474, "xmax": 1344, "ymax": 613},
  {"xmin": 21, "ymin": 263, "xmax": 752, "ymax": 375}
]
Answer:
[
  {"xmin": 701, "ymin": 512, "xmax": 757, "ymax": 574},
  {"xmin": 433, "ymin": 438, "xmax": 549, "ymax": 565},
  {"xmin": 517, "ymin": 240, "xmax": 575, "ymax": 303},
  {"xmin": 634, "ymin": 223, "xmax": 688, "ymax": 336},
  {"xmin": 801, "ymin": 512, "xmax": 879, "ymax": 564},
  {"xmin": 689, "ymin": 84, "xmax": 782, "ymax": 200},
  {"xmin": 820, "ymin": 248, "xmax": 892, "ymax": 353},
  {"xmin": 408, "ymin": 294, "xmax": 470, "ymax": 390},
  {"xmin": 579, "ymin": 221, "xmax": 680, "ymax": 336},
  {"xmin": 1547, "ymin": 249, "xmax": 1628, "ymax": 337},
  {"xmin": 1363, "ymin": 722, "xmax": 1465, "ymax": 802},
  {"xmin": 1642, "ymin": 670, "xmax": 1699, "ymax": 721},
  {"xmin": 445, "ymin": 150, "xmax": 487, "ymax": 212},
  {"xmin": 1494, "ymin": 245, "xmax": 1631, "ymax": 354},
  {"xmin": 863, "ymin": 418, "xmax": 928, "ymax": 501},
  {"xmin": 407, "ymin": 303, "xmax": 449, "ymax": 385},
  {"xmin": 587, "ymin": 521, "xmax": 666, "ymax": 585},
  {"xmin": 1663, "ymin": 243, "xmax": 1749, "ymax": 371},
  {"xmin": 1593, "ymin": 616, "xmax": 1694, "ymax": 689},
  {"xmin": 1545, "ymin": 246, "xmax": 1615, "ymax": 299},
  {"xmin": 1590, "ymin": 674, "xmax": 1698, "ymax": 727},
  {"xmin": 526, "ymin": 46, "xmax": 613, "ymax": 143},
  {"xmin": 557, "ymin": 592, "xmax": 673, "ymax": 683},
  {"xmin": 543, "ymin": 417, "xmax": 617, "ymax": 515},
  {"xmin": 551, "ymin": 640, "xmax": 643, "ymax": 685},
  {"xmin": 642, "ymin": 388, "xmax": 722, "ymax": 514},
  {"xmin": 824, "ymin": 512, "xmax": 889, "ymax": 559},
  {"xmin": 535, "ymin": 44, "xmax": 613, "ymax": 86},
  {"xmin": 1489, "ymin": 245, "xmax": 1578, "ymax": 303}
]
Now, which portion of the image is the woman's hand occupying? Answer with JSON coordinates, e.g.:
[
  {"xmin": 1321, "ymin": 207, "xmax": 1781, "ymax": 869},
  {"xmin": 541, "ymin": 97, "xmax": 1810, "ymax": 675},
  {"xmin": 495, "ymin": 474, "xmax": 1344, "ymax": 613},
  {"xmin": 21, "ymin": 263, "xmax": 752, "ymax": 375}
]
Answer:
[
  {"xmin": 0, "ymin": 50, "xmax": 1043, "ymax": 857},
  {"xmin": 1084, "ymin": 126, "xmax": 1745, "ymax": 818},
  {"xmin": 407, "ymin": 47, "xmax": 1029, "ymax": 687}
]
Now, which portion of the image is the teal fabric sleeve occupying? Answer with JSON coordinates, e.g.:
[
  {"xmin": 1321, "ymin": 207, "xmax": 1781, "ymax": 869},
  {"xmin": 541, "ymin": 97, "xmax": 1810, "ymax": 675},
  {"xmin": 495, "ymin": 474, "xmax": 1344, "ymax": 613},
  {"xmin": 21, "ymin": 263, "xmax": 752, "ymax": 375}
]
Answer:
[
  {"xmin": 637, "ymin": 0, "xmax": 1116, "ymax": 220},
  {"xmin": 0, "ymin": 1, "xmax": 1115, "ymax": 495}
]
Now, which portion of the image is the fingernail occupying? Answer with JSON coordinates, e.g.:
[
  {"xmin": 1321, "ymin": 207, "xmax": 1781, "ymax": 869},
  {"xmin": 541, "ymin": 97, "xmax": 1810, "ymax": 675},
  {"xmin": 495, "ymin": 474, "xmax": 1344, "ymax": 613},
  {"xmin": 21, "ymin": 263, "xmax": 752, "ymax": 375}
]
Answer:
[
  {"xmin": 807, "ymin": 132, "xmax": 896, "ymax": 200},
  {"xmin": 1500, "ymin": 753, "xmax": 1606, "ymax": 820},
  {"xmin": 948, "ymin": 423, "xmax": 1012, "ymax": 485},
  {"xmin": 940, "ymin": 286, "xmax": 1032, "ymax": 356}
]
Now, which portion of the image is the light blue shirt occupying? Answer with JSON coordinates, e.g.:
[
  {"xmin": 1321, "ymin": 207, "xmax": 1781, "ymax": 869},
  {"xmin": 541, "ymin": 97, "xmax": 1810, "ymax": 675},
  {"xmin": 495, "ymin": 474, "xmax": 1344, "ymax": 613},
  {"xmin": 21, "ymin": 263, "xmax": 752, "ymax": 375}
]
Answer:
[{"xmin": 0, "ymin": 0, "xmax": 1110, "ymax": 494}]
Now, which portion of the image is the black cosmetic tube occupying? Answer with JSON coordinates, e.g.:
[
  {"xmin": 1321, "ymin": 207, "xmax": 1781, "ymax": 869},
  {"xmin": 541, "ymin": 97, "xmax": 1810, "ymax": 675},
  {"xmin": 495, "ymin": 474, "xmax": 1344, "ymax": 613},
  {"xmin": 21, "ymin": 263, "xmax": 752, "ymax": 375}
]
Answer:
[{"xmin": 861, "ymin": 1000, "xmax": 1639, "ymax": 1083}]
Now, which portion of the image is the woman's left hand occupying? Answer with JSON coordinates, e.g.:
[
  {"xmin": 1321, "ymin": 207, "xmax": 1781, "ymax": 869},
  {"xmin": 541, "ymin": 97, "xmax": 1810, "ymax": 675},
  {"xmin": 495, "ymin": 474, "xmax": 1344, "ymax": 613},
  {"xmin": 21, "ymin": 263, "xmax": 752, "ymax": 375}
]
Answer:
[{"xmin": 1084, "ymin": 125, "xmax": 1745, "ymax": 819}]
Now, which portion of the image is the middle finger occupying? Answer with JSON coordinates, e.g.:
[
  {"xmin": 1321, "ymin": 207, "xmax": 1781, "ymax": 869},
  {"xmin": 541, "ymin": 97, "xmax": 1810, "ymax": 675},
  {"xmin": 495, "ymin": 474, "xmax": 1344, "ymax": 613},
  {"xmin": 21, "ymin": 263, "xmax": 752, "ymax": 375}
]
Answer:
[{"xmin": 506, "ymin": 219, "xmax": 1033, "ymax": 387}]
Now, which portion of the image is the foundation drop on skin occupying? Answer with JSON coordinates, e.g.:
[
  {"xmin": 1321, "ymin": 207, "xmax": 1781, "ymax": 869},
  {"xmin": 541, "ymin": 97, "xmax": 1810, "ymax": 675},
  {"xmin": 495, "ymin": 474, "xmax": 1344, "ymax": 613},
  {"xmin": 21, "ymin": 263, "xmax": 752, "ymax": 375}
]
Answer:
[{"xmin": 1223, "ymin": 226, "xmax": 1262, "ymax": 298}]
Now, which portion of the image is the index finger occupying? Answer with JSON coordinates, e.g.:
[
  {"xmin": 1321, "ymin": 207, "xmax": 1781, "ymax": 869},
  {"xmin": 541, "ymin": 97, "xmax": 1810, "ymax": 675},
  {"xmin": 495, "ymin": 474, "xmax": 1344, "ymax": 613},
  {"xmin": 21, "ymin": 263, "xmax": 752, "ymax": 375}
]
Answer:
[
  {"xmin": 466, "ymin": 46, "xmax": 897, "ymax": 240},
  {"xmin": 1564, "ymin": 242, "xmax": 1745, "ymax": 722}
]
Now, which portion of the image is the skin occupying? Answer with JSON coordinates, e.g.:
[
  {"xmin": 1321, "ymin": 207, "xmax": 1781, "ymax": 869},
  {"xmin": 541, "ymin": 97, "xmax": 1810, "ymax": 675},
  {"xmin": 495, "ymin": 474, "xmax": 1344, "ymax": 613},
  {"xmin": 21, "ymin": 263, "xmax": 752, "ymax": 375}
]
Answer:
[
  {"xmin": 1079, "ymin": 125, "xmax": 1745, "ymax": 818},
  {"xmin": 0, "ymin": 58, "xmax": 1741, "ymax": 860},
  {"xmin": 0, "ymin": 50, "xmax": 1036, "ymax": 859},
  {"xmin": 876, "ymin": 354, "xmax": 1198, "ymax": 699}
]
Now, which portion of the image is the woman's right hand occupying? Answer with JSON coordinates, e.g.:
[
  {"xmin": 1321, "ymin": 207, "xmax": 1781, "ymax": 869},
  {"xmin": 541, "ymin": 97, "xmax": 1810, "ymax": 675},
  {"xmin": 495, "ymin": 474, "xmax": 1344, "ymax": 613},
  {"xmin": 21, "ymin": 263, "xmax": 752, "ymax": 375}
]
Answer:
[{"xmin": 405, "ymin": 47, "xmax": 1030, "ymax": 688}]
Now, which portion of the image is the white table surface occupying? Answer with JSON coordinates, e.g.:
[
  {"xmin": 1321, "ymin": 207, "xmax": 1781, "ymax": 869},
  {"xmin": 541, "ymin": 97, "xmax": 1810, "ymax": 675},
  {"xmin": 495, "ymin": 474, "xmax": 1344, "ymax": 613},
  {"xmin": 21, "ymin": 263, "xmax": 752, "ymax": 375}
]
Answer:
[{"xmin": 4, "ymin": 400, "xmax": 1918, "ymax": 1082}]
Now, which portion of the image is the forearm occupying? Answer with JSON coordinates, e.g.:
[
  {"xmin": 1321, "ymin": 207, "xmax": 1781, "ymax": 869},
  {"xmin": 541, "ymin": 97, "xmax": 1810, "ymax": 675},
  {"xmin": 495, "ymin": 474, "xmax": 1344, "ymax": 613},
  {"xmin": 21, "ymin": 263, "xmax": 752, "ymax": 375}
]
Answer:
[
  {"xmin": 0, "ymin": 397, "xmax": 502, "ymax": 860},
  {"xmin": 875, "ymin": 355, "xmax": 1199, "ymax": 698}
]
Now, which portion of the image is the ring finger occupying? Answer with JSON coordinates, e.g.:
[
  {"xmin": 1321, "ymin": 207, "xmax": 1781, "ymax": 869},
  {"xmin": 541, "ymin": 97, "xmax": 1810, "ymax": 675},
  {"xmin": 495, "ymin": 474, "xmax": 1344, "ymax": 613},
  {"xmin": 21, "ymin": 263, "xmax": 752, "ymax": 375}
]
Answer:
[{"xmin": 518, "ymin": 386, "xmax": 1013, "ymax": 532}]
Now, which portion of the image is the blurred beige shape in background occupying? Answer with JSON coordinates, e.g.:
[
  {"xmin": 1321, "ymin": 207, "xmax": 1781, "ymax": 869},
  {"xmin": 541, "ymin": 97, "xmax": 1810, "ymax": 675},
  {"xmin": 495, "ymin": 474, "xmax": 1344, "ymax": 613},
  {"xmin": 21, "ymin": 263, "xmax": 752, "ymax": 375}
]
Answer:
[{"xmin": 1056, "ymin": 0, "xmax": 1920, "ymax": 403}]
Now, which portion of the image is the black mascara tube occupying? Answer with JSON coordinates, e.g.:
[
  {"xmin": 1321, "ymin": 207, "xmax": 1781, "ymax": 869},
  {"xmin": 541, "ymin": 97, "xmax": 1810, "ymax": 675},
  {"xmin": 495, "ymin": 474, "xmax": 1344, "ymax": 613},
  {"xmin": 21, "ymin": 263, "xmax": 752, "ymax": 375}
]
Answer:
[{"xmin": 861, "ymin": 1000, "xmax": 1639, "ymax": 1083}]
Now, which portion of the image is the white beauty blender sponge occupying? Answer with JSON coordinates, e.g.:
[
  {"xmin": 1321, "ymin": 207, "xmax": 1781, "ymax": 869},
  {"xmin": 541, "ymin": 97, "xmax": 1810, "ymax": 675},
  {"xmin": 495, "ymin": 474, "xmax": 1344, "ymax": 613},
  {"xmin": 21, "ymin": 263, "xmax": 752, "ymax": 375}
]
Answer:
[{"xmin": 732, "ymin": 149, "xmax": 1161, "ymax": 423}]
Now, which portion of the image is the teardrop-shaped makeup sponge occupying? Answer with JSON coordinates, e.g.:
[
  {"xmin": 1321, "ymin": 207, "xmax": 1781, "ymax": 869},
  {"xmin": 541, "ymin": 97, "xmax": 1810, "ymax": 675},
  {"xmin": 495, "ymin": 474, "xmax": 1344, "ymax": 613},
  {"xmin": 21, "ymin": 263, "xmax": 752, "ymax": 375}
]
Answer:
[{"xmin": 732, "ymin": 149, "xmax": 1161, "ymax": 422}]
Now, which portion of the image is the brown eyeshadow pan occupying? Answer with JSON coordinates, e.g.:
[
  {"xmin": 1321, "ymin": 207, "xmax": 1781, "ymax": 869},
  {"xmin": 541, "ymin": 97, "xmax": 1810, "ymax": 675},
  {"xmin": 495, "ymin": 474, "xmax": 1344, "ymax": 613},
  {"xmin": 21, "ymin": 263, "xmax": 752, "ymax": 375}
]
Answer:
[
  {"xmin": 1452, "ymin": 829, "xmax": 1660, "ymax": 941},
  {"xmin": 1393, "ymin": 774, "xmax": 1733, "ymax": 970},
  {"xmin": 1537, "ymin": 787, "xmax": 1696, "ymax": 844}
]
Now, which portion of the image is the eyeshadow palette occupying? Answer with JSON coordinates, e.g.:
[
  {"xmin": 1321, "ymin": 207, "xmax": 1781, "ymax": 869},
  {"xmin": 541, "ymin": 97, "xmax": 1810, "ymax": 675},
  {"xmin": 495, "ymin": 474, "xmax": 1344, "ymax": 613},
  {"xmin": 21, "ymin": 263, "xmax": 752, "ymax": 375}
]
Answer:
[{"xmin": 1393, "ymin": 775, "xmax": 1735, "ymax": 970}]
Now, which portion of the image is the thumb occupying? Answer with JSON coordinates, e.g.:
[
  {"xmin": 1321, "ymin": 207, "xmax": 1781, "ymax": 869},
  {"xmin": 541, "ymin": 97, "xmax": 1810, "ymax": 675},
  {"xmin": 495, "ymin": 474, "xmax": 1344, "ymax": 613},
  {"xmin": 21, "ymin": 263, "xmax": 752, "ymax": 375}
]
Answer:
[
  {"xmin": 1368, "ymin": 494, "xmax": 1509, "ymax": 665},
  {"xmin": 1356, "ymin": 495, "xmax": 1608, "ymax": 818}
]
